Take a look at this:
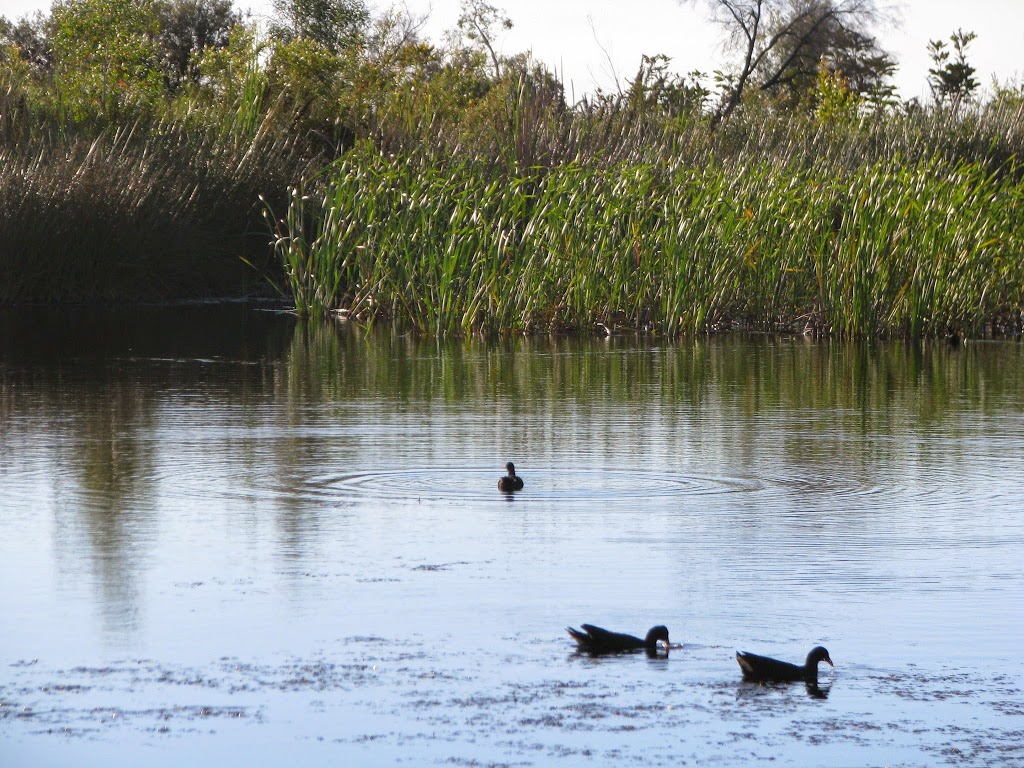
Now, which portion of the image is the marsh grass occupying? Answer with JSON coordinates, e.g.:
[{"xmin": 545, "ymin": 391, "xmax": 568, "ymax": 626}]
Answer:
[
  {"xmin": 5, "ymin": 41, "xmax": 1024, "ymax": 334},
  {"xmin": 275, "ymin": 120, "xmax": 1024, "ymax": 337},
  {"xmin": 0, "ymin": 94, "xmax": 313, "ymax": 303}
]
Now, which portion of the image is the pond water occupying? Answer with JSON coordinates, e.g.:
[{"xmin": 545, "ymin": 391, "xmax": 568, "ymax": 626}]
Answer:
[{"xmin": 2, "ymin": 305, "xmax": 1023, "ymax": 767}]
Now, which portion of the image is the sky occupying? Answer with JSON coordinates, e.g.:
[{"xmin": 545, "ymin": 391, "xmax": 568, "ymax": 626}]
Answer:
[{"xmin": 2, "ymin": 0, "xmax": 1022, "ymax": 100}]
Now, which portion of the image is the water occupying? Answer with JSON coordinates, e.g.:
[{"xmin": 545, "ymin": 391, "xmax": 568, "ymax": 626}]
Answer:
[{"xmin": 2, "ymin": 305, "xmax": 1023, "ymax": 767}]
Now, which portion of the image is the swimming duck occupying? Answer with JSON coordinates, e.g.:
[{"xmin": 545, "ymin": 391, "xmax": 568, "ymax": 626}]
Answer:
[
  {"xmin": 567, "ymin": 624, "xmax": 670, "ymax": 655},
  {"xmin": 736, "ymin": 646, "xmax": 833, "ymax": 683},
  {"xmin": 498, "ymin": 462, "xmax": 524, "ymax": 492}
]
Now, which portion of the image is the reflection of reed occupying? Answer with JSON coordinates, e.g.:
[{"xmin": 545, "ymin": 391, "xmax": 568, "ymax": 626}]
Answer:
[
  {"xmin": 285, "ymin": 318, "xmax": 1023, "ymax": 428},
  {"xmin": 277, "ymin": 321, "xmax": 1021, "ymax": 527},
  {"xmin": 3, "ymin": 305, "xmax": 1023, "ymax": 641}
]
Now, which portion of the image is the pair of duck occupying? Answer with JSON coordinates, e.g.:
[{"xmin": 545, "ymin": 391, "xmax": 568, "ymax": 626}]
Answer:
[
  {"xmin": 501, "ymin": 463, "xmax": 831, "ymax": 683},
  {"xmin": 567, "ymin": 624, "xmax": 833, "ymax": 683}
]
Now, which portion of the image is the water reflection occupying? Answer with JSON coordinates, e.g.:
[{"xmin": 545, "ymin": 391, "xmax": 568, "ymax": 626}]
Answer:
[
  {"xmin": 2, "ymin": 309, "xmax": 1023, "ymax": 594},
  {"xmin": 734, "ymin": 678, "xmax": 832, "ymax": 701},
  {"xmin": 1, "ymin": 305, "xmax": 1023, "ymax": 766},
  {"xmin": 52, "ymin": 376, "xmax": 159, "ymax": 636},
  {"xmin": 806, "ymin": 681, "xmax": 831, "ymax": 699},
  {"xmin": 2, "ymin": 307, "xmax": 1023, "ymax": 623}
]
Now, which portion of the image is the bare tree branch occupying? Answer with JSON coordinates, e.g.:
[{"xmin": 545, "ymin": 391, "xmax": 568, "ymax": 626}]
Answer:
[{"xmin": 681, "ymin": 0, "xmax": 893, "ymax": 120}]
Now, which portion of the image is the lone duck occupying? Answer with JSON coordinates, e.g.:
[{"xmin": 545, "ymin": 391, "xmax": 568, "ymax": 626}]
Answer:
[
  {"xmin": 498, "ymin": 462, "xmax": 524, "ymax": 492},
  {"xmin": 736, "ymin": 646, "xmax": 833, "ymax": 683},
  {"xmin": 567, "ymin": 624, "xmax": 670, "ymax": 655}
]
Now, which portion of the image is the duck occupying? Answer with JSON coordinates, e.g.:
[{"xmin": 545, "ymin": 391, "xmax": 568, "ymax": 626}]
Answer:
[
  {"xmin": 567, "ymin": 624, "xmax": 670, "ymax": 655},
  {"xmin": 498, "ymin": 462, "xmax": 524, "ymax": 492},
  {"xmin": 736, "ymin": 646, "xmax": 833, "ymax": 683}
]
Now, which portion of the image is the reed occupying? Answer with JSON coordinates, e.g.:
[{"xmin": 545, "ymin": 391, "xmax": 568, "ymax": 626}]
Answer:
[
  {"xmin": 6, "ymin": 33, "xmax": 1024, "ymax": 330},
  {"xmin": 0, "ymin": 105, "xmax": 313, "ymax": 303},
  {"xmin": 274, "ymin": 128, "xmax": 1024, "ymax": 337}
]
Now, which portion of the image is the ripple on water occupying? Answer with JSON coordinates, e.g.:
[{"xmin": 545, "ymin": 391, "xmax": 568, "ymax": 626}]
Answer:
[{"xmin": 302, "ymin": 468, "xmax": 764, "ymax": 503}]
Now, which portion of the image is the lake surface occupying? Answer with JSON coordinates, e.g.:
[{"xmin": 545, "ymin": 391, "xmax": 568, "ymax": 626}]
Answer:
[{"xmin": 2, "ymin": 305, "xmax": 1023, "ymax": 767}]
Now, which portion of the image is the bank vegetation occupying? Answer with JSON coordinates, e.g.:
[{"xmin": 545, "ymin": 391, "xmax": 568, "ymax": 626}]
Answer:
[{"xmin": 2, "ymin": 0, "xmax": 1023, "ymax": 337}]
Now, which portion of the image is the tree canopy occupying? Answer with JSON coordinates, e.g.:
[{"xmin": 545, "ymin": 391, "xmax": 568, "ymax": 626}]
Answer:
[
  {"xmin": 683, "ymin": 0, "xmax": 893, "ymax": 118},
  {"xmin": 155, "ymin": 0, "xmax": 241, "ymax": 90},
  {"xmin": 270, "ymin": 0, "xmax": 370, "ymax": 54},
  {"xmin": 928, "ymin": 29, "xmax": 979, "ymax": 113}
]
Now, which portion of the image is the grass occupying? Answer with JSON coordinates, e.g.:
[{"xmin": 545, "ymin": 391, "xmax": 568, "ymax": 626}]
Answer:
[
  {"xmin": 271, "ymin": 127, "xmax": 1024, "ymax": 337},
  {"xmin": 4, "ymin": 44, "xmax": 1024, "ymax": 337},
  {"xmin": 0, "ymin": 94, "xmax": 314, "ymax": 304}
]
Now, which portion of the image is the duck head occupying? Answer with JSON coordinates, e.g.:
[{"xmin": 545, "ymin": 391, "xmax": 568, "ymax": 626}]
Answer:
[
  {"xmin": 807, "ymin": 646, "xmax": 833, "ymax": 669},
  {"xmin": 645, "ymin": 625, "xmax": 670, "ymax": 648}
]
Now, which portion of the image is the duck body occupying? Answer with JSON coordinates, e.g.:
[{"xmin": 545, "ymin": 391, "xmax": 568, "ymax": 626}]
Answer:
[
  {"xmin": 498, "ymin": 462, "xmax": 524, "ymax": 492},
  {"xmin": 736, "ymin": 646, "xmax": 833, "ymax": 683},
  {"xmin": 567, "ymin": 624, "xmax": 670, "ymax": 655}
]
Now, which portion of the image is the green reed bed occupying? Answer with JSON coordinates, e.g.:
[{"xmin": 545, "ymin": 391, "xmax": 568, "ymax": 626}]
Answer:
[{"xmin": 274, "ymin": 145, "xmax": 1024, "ymax": 337}]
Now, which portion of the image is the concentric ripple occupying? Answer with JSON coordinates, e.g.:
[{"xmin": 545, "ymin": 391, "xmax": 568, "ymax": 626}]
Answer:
[{"xmin": 305, "ymin": 468, "xmax": 763, "ymax": 502}]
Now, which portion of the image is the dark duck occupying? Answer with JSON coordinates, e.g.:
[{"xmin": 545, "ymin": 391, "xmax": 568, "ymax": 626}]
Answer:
[
  {"xmin": 498, "ymin": 462, "xmax": 524, "ymax": 492},
  {"xmin": 567, "ymin": 624, "xmax": 670, "ymax": 655},
  {"xmin": 736, "ymin": 646, "xmax": 833, "ymax": 683}
]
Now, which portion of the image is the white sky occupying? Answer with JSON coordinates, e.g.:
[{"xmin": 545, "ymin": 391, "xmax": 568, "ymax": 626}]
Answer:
[{"xmin": 2, "ymin": 0, "xmax": 1021, "ymax": 100}]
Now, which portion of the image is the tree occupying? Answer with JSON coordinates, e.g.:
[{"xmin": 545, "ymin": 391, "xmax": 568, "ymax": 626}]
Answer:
[
  {"xmin": 154, "ymin": 0, "xmax": 242, "ymax": 91},
  {"xmin": 927, "ymin": 29, "xmax": 978, "ymax": 113},
  {"xmin": 0, "ymin": 11, "xmax": 53, "ymax": 75},
  {"xmin": 50, "ymin": 0, "xmax": 163, "ymax": 121},
  {"xmin": 456, "ymin": 0, "xmax": 512, "ymax": 79},
  {"xmin": 682, "ymin": 0, "xmax": 892, "ymax": 120},
  {"xmin": 270, "ymin": 0, "xmax": 369, "ymax": 55},
  {"xmin": 812, "ymin": 58, "xmax": 861, "ymax": 124}
]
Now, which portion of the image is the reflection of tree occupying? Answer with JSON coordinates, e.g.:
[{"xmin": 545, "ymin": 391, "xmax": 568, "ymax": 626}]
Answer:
[
  {"xmin": 4, "ymin": 305, "xmax": 1023, "ymax": 640},
  {"xmin": 0, "ymin": 305, "xmax": 297, "ymax": 640},
  {"xmin": 49, "ymin": 369, "xmax": 160, "ymax": 638}
]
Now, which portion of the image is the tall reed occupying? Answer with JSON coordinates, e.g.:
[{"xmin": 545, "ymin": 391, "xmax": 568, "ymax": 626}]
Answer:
[
  {"xmin": 0, "ymin": 106, "xmax": 313, "ymax": 303},
  {"xmin": 274, "ymin": 137, "xmax": 1024, "ymax": 337}
]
